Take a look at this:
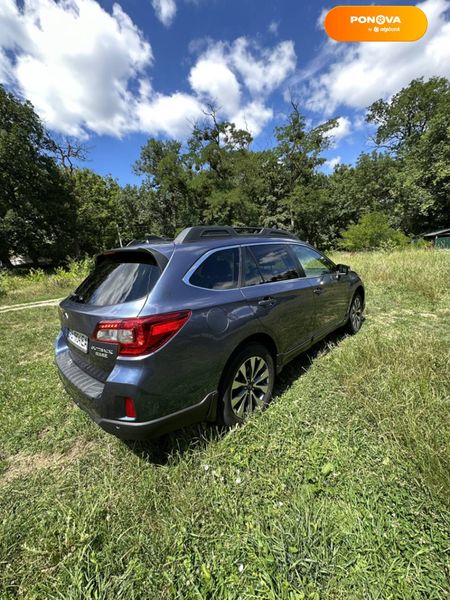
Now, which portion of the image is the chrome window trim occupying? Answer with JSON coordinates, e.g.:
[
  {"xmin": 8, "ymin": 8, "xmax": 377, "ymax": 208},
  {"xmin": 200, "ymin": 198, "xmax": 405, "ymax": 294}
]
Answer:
[{"xmin": 182, "ymin": 241, "xmax": 334, "ymax": 291}]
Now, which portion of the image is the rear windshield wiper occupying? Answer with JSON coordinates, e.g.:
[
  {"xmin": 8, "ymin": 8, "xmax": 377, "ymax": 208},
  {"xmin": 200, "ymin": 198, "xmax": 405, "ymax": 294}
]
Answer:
[{"xmin": 70, "ymin": 292, "xmax": 85, "ymax": 303}]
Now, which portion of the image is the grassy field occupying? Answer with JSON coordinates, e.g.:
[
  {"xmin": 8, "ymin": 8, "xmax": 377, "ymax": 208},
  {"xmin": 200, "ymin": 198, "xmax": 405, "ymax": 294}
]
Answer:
[
  {"xmin": 0, "ymin": 248, "xmax": 449, "ymax": 598},
  {"xmin": 0, "ymin": 259, "xmax": 91, "ymax": 307}
]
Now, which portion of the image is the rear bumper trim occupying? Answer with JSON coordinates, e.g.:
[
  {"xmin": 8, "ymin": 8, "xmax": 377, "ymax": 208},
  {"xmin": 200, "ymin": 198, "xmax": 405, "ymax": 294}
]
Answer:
[
  {"xmin": 56, "ymin": 349, "xmax": 104, "ymax": 417},
  {"xmin": 96, "ymin": 391, "xmax": 217, "ymax": 440}
]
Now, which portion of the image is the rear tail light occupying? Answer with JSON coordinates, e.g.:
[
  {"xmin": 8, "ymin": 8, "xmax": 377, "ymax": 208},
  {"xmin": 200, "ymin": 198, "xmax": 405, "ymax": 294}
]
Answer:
[
  {"xmin": 92, "ymin": 310, "xmax": 191, "ymax": 356},
  {"xmin": 124, "ymin": 397, "xmax": 136, "ymax": 418}
]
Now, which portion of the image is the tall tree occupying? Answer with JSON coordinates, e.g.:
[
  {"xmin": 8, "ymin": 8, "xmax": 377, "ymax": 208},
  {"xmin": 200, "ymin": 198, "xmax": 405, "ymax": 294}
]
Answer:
[
  {"xmin": 134, "ymin": 138, "xmax": 199, "ymax": 236},
  {"xmin": 273, "ymin": 103, "xmax": 337, "ymax": 235},
  {"xmin": 71, "ymin": 169, "xmax": 121, "ymax": 255},
  {"xmin": 367, "ymin": 77, "xmax": 450, "ymax": 231},
  {"xmin": 0, "ymin": 85, "xmax": 74, "ymax": 265},
  {"xmin": 366, "ymin": 77, "xmax": 449, "ymax": 153},
  {"xmin": 187, "ymin": 107, "xmax": 255, "ymax": 226}
]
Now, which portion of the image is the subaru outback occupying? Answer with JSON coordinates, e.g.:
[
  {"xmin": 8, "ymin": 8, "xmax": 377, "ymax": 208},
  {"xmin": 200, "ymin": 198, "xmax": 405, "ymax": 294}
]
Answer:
[{"xmin": 55, "ymin": 226, "xmax": 365, "ymax": 440}]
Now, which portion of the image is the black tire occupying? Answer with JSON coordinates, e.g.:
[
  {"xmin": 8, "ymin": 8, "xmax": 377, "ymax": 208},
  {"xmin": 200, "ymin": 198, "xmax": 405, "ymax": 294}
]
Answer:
[
  {"xmin": 219, "ymin": 342, "xmax": 275, "ymax": 427},
  {"xmin": 346, "ymin": 292, "xmax": 364, "ymax": 334}
]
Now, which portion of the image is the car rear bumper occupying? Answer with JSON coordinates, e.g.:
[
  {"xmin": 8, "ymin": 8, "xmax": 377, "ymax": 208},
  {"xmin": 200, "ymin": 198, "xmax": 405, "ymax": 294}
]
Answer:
[
  {"xmin": 96, "ymin": 393, "xmax": 216, "ymax": 440},
  {"xmin": 55, "ymin": 348, "xmax": 217, "ymax": 440}
]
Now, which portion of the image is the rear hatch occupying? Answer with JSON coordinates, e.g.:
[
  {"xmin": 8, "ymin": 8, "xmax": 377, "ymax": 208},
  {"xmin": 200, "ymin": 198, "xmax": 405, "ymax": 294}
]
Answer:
[{"xmin": 59, "ymin": 249, "xmax": 166, "ymax": 381}]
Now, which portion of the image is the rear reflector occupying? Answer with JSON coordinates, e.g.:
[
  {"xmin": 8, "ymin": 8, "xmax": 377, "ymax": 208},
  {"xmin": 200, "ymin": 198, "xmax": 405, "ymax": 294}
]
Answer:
[
  {"xmin": 124, "ymin": 397, "xmax": 136, "ymax": 419},
  {"xmin": 92, "ymin": 310, "xmax": 191, "ymax": 356}
]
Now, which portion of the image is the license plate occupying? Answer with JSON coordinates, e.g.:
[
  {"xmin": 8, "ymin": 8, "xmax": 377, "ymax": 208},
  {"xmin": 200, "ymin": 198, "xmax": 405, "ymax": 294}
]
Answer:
[{"xmin": 68, "ymin": 329, "xmax": 89, "ymax": 354}]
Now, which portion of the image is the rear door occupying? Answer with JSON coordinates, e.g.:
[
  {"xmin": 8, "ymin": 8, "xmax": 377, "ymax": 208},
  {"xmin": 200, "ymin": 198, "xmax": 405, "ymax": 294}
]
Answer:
[
  {"xmin": 291, "ymin": 244, "xmax": 349, "ymax": 336},
  {"xmin": 59, "ymin": 250, "xmax": 163, "ymax": 379},
  {"xmin": 239, "ymin": 244, "xmax": 316, "ymax": 355}
]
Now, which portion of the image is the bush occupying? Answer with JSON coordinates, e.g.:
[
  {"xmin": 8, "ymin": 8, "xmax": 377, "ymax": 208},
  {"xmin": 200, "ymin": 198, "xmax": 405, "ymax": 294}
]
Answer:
[
  {"xmin": 0, "ymin": 271, "xmax": 10, "ymax": 298},
  {"xmin": 50, "ymin": 258, "xmax": 93, "ymax": 288},
  {"xmin": 339, "ymin": 212, "xmax": 409, "ymax": 251},
  {"xmin": 25, "ymin": 268, "xmax": 47, "ymax": 285},
  {"xmin": 0, "ymin": 269, "xmax": 22, "ymax": 298}
]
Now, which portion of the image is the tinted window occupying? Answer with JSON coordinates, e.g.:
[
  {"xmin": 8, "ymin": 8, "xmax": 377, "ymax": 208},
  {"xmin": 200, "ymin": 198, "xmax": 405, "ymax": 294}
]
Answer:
[
  {"xmin": 73, "ymin": 256, "xmax": 161, "ymax": 306},
  {"xmin": 249, "ymin": 244, "xmax": 299, "ymax": 283},
  {"xmin": 292, "ymin": 245, "xmax": 333, "ymax": 277},
  {"xmin": 243, "ymin": 247, "xmax": 264, "ymax": 286},
  {"xmin": 189, "ymin": 248, "xmax": 239, "ymax": 290}
]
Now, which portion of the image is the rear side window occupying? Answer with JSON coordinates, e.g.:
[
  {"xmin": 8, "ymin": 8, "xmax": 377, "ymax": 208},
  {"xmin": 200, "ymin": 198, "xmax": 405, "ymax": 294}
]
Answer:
[
  {"xmin": 72, "ymin": 254, "xmax": 161, "ymax": 306},
  {"xmin": 248, "ymin": 244, "xmax": 299, "ymax": 284},
  {"xmin": 189, "ymin": 248, "xmax": 239, "ymax": 290}
]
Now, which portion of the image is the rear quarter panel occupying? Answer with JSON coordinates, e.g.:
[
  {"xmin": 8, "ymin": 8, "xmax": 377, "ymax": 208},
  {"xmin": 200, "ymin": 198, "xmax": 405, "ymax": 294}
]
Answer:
[{"xmin": 139, "ymin": 273, "xmax": 275, "ymax": 418}]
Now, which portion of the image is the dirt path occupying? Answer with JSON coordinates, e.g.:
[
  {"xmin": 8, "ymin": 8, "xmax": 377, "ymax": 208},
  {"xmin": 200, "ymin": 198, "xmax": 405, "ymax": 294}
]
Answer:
[{"xmin": 0, "ymin": 298, "xmax": 63, "ymax": 313}]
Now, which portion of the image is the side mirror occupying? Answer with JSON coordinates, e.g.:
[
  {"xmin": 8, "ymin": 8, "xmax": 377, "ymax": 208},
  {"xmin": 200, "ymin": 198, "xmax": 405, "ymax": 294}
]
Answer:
[{"xmin": 336, "ymin": 264, "xmax": 349, "ymax": 277}]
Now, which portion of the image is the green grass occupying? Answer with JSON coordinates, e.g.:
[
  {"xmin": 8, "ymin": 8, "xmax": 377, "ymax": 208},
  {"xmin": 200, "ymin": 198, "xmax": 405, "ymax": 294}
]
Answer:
[
  {"xmin": 0, "ymin": 285, "xmax": 73, "ymax": 307},
  {"xmin": 0, "ymin": 248, "xmax": 449, "ymax": 598}
]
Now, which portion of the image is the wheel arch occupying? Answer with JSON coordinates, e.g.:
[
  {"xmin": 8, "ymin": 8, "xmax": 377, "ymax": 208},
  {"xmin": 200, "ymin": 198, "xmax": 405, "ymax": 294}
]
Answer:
[
  {"xmin": 354, "ymin": 284, "xmax": 365, "ymax": 307},
  {"xmin": 218, "ymin": 333, "xmax": 278, "ymax": 394}
]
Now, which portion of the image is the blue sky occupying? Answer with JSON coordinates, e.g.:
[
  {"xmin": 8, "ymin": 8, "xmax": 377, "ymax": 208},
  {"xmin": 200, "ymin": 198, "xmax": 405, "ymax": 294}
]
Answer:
[{"xmin": 0, "ymin": 0, "xmax": 449, "ymax": 184}]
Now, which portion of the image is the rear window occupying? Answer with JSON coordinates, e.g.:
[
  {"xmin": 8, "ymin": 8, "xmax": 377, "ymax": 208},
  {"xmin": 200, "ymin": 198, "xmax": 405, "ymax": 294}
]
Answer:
[
  {"xmin": 72, "ymin": 254, "xmax": 161, "ymax": 306},
  {"xmin": 189, "ymin": 248, "xmax": 239, "ymax": 290}
]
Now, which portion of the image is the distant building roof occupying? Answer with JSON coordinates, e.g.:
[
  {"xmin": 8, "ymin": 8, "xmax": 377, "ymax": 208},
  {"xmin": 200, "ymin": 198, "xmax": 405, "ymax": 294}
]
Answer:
[{"xmin": 422, "ymin": 228, "xmax": 450, "ymax": 238}]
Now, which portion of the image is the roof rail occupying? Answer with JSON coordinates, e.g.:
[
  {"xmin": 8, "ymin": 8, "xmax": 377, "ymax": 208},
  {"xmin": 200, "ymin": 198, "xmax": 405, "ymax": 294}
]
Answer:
[
  {"xmin": 174, "ymin": 226, "xmax": 298, "ymax": 244},
  {"xmin": 235, "ymin": 226, "xmax": 298, "ymax": 239}
]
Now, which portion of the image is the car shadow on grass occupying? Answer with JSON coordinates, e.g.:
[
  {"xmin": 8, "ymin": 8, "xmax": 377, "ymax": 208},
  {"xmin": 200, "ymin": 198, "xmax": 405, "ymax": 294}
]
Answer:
[{"xmin": 124, "ymin": 329, "xmax": 348, "ymax": 466}]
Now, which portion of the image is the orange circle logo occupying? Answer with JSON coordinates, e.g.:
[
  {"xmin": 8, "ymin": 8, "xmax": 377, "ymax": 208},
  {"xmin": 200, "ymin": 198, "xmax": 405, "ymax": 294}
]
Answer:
[{"xmin": 324, "ymin": 5, "xmax": 428, "ymax": 42}]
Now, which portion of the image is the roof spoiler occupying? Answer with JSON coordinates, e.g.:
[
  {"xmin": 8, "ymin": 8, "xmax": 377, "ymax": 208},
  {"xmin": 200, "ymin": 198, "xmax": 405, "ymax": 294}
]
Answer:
[{"xmin": 96, "ymin": 246, "xmax": 170, "ymax": 271}]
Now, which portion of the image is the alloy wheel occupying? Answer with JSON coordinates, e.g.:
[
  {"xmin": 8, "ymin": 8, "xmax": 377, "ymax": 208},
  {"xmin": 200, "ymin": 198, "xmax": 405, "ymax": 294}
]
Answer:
[
  {"xmin": 350, "ymin": 295, "xmax": 363, "ymax": 331},
  {"xmin": 230, "ymin": 356, "xmax": 270, "ymax": 418}
]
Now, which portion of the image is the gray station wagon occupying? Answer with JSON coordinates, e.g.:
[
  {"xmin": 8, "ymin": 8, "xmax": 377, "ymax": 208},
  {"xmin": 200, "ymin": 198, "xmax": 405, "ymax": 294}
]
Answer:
[{"xmin": 55, "ymin": 226, "xmax": 365, "ymax": 440}]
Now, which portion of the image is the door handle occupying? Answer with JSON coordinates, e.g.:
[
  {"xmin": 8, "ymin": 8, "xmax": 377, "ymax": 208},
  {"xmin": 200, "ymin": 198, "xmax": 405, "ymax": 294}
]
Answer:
[
  {"xmin": 258, "ymin": 296, "xmax": 276, "ymax": 307},
  {"xmin": 313, "ymin": 287, "xmax": 323, "ymax": 295}
]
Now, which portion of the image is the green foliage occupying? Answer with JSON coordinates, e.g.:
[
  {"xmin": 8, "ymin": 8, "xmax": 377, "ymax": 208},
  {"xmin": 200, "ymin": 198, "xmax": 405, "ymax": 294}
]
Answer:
[
  {"xmin": 0, "ymin": 86, "xmax": 75, "ymax": 265},
  {"xmin": 51, "ymin": 257, "xmax": 93, "ymax": 287},
  {"xmin": 71, "ymin": 169, "xmax": 121, "ymax": 255},
  {"xmin": 366, "ymin": 76, "xmax": 449, "ymax": 153},
  {"xmin": 339, "ymin": 212, "xmax": 409, "ymax": 250},
  {"xmin": 1, "ymin": 77, "xmax": 449, "ymax": 263},
  {"xmin": 0, "ymin": 269, "xmax": 14, "ymax": 298},
  {"xmin": 366, "ymin": 77, "xmax": 450, "ymax": 231}
]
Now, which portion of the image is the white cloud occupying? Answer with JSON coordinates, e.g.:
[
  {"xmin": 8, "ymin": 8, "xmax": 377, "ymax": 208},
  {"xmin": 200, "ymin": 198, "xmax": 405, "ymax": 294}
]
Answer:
[
  {"xmin": 326, "ymin": 116, "xmax": 351, "ymax": 145},
  {"xmin": 0, "ymin": 1, "xmax": 295, "ymax": 139},
  {"xmin": 325, "ymin": 156, "xmax": 341, "ymax": 170},
  {"xmin": 231, "ymin": 100, "xmax": 273, "ymax": 137},
  {"xmin": 0, "ymin": 0, "xmax": 153, "ymax": 136},
  {"xmin": 137, "ymin": 92, "xmax": 204, "ymax": 137},
  {"xmin": 189, "ymin": 49, "xmax": 241, "ymax": 115},
  {"xmin": 0, "ymin": 50, "xmax": 12, "ymax": 83},
  {"xmin": 151, "ymin": 0, "xmax": 176, "ymax": 27},
  {"xmin": 190, "ymin": 37, "xmax": 296, "ymax": 99},
  {"xmin": 187, "ymin": 37, "xmax": 296, "ymax": 135},
  {"xmin": 230, "ymin": 37, "xmax": 296, "ymax": 95},
  {"xmin": 303, "ymin": 0, "xmax": 450, "ymax": 114},
  {"xmin": 316, "ymin": 7, "xmax": 330, "ymax": 30},
  {"xmin": 268, "ymin": 21, "xmax": 279, "ymax": 35},
  {"xmin": 353, "ymin": 113, "xmax": 366, "ymax": 130}
]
